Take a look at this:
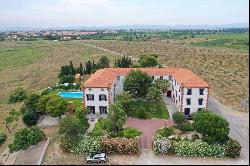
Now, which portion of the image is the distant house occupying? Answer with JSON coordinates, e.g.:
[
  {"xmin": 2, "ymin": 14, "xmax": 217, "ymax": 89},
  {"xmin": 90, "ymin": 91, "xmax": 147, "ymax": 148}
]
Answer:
[{"xmin": 82, "ymin": 68, "xmax": 209, "ymax": 117}]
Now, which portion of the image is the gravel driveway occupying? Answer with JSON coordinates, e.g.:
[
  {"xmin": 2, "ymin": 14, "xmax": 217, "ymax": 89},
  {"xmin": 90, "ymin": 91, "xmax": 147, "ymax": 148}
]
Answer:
[{"xmin": 208, "ymin": 97, "xmax": 249, "ymax": 164}]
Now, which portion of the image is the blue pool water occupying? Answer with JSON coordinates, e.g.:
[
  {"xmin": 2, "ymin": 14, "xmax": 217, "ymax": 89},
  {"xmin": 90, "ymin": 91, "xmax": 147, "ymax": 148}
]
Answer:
[{"xmin": 58, "ymin": 92, "xmax": 84, "ymax": 99}]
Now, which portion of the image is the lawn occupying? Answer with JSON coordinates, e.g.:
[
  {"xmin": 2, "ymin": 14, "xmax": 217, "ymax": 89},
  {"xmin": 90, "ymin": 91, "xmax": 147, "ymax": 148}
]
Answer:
[{"xmin": 126, "ymin": 100, "xmax": 169, "ymax": 119}]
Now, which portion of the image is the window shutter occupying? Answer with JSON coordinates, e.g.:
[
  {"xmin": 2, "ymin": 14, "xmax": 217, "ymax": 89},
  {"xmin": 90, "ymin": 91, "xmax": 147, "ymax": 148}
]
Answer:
[
  {"xmin": 105, "ymin": 95, "xmax": 107, "ymax": 101},
  {"xmin": 99, "ymin": 95, "xmax": 101, "ymax": 101}
]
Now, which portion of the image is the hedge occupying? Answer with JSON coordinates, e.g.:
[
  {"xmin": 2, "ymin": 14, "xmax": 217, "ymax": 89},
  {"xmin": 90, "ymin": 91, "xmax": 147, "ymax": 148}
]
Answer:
[
  {"xmin": 70, "ymin": 136, "xmax": 102, "ymax": 155},
  {"xmin": 174, "ymin": 140, "xmax": 225, "ymax": 157},
  {"xmin": 100, "ymin": 137, "xmax": 140, "ymax": 154}
]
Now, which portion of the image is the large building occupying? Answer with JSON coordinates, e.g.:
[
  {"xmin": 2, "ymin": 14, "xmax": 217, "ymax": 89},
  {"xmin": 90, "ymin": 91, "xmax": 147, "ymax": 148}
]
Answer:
[{"xmin": 82, "ymin": 68, "xmax": 209, "ymax": 118}]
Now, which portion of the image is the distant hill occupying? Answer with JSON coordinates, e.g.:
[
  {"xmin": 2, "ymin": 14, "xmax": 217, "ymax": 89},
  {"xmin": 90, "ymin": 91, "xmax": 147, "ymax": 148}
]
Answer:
[{"xmin": 0, "ymin": 23, "xmax": 248, "ymax": 32}]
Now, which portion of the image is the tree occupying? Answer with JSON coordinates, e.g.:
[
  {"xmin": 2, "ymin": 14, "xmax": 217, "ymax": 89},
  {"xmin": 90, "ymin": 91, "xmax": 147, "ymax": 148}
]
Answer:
[
  {"xmin": 192, "ymin": 110, "xmax": 230, "ymax": 144},
  {"xmin": 37, "ymin": 95, "xmax": 52, "ymax": 114},
  {"xmin": 22, "ymin": 109, "xmax": 39, "ymax": 127},
  {"xmin": 59, "ymin": 115, "xmax": 83, "ymax": 136},
  {"xmin": 97, "ymin": 56, "xmax": 109, "ymax": 68},
  {"xmin": 123, "ymin": 70, "xmax": 153, "ymax": 98},
  {"xmin": 115, "ymin": 91, "xmax": 133, "ymax": 112},
  {"xmin": 146, "ymin": 86, "xmax": 161, "ymax": 101},
  {"xmin": 138, "ymin": 54, "xmax": 159, "ymax": 67},
  {"xmin": 108, "ymin": 102, "xmax": 127, "ymax": 133},
  {"xmin": 8, "ymin": 88, "xmax": 27, "ymax": 103},
  {"xmin": 115, "ymin": 55, "xmax": 133, "ymax": 68},
  {"xmin": 153, "ymin": 80, "xmax": 170, "ymax": 94},
  {"xmin": 46, "ymin": 96, "xmax": 67, "ymax": 118},
  {"xmin": 172, "ymin": 112, "xmax": 186, "ymax": 127},
  {"xmin": 69, "ymin": 61, "xmax": 75, "ymax": 75},
  {"xmin": 23, "ymin": 94, "xmax": 40, "ymax": 111},
  {"xmin": 5, "ymin": 109, "xmax": 20, "ymax": 133},
  {"xmin": 74, "ymin": 108, "xmax": 89, "ymax": 133}
]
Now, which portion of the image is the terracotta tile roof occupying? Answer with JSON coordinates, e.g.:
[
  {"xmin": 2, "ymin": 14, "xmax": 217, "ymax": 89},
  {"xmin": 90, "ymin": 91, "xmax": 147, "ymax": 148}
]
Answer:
[
  {"xmin": 83, "ymin": 68, "xmax": 209, "ymax": 88},
  {"xmin": 172, "ymin": 68, "xmax": 210, "ymax": 88}
]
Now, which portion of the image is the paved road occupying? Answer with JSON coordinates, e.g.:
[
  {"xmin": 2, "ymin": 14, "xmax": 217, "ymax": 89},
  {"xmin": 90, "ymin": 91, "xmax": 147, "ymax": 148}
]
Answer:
[
  {"xmin": 208, "ymin": 97, "xmax": 249, "ymax": 164},
  {"xmin": 109, "ymin": 150, "xmax": 248, "ymax": 165}
]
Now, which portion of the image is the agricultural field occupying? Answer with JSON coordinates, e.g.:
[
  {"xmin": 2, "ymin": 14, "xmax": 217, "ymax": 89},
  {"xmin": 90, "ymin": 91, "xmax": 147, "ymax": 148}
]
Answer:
[
  {"xmin": 85, "ymin": 39, "xmax": 249, "ymax": 112},
  {"xmin": 0, "ymin": 40, "xmax": 117, "ymax": 137}
]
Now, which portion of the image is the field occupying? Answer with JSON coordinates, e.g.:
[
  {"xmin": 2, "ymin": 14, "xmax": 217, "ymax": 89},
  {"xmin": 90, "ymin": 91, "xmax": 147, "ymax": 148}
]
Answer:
[
  {"xmin": 85, "ymin": 39, "xmax": 249, "ymax": 112},
  {"xmin": 191, "ymin": 33, "xmax": 249, "ymax": 50},
  {"xmin": 0, "ymin": 40, "xmax": 118, "ymax": 155}
]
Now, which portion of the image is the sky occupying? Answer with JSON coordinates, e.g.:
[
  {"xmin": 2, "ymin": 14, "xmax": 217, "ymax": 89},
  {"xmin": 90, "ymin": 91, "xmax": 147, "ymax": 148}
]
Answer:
[{"xmin": 0, "ymin": 0, "xmax": 249, "ymax": 28}]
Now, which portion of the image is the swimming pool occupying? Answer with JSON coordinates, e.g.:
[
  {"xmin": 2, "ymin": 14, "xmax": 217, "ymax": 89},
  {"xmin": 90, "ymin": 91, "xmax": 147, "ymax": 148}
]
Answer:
[{"xmin": 58, "ymin": 92, "xmax": 84, "ymax": 99}]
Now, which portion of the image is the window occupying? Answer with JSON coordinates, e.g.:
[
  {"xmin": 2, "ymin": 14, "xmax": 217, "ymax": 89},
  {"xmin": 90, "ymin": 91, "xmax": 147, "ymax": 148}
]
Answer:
[
  {"xmin": 200, "ymin": 88, "xmax": 205, "ymax": 95},
  {"xmin": 160, "ymin": 76, "xmax": 163, "ymax": 80},
  {"xmin": 184, "ymin": 108, "xmax": 190, "ymax": 115},
  {"xmin": 99, "ymin": 106, "xmax": 107, "ymax": 114},
  {"xmin": 175, "ymin": 91, "xmax": 177, "ymax": 97},
  {"xmin": 187, "ymin": 89, "xmax": 192, "ymax": 95},
  {"xmin": 186, "ymin": 98, "xmax": 191, "ymax": 105},
  {"xmin": 198, "ymin": 99, "xmax": 204, "ymax": 105},
  {"xmin": 87, "ymin": 106, "xmax": 95, "ymax": 114},
  {"xmin": 175, "ymin": 80, "xmax": 176, "ymax": 86},
  {"xmin": 179, "ymin": 96, "xmax": 180, "ymax": 102},
  {"xmin": 117, "ymin": 76, "xmax": 120, "ymax": 81},
  {"xmin": 99, "ymin": 94, "xmax": 107, "ymax": 101},
  {"xmin": 86, "ymin": 94, "xmax": 94, "ymax": 101},
  {"xmin": 152, "ymin": 76, "xmax": 154, "ymax": 80}
]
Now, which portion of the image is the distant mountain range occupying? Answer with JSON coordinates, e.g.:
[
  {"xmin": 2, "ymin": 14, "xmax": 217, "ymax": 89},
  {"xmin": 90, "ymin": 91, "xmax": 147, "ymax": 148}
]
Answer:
[{"xmin": 0, "ymin": 23, "xmax": 248, "ymax": 32}]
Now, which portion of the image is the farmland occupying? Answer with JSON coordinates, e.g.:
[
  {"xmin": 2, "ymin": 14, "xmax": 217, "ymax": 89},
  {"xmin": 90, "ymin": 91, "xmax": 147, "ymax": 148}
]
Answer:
[{"xmin": 0, "ymin": 40, "xmax": 117, "ymax": 134}]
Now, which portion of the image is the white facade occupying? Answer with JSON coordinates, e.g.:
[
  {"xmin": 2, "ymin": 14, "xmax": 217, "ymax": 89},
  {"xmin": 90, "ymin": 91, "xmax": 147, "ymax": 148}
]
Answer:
[
  {"xmin": 84, "ymin": 88, "xmax": 109, "ymax": 115},
  {"xmin": 83, "ymin": 69, "xmax": 209, "ymax": 117},
  {"xmin": 182, "ymin": 88, "xmax": 209, "ymax": 114}
]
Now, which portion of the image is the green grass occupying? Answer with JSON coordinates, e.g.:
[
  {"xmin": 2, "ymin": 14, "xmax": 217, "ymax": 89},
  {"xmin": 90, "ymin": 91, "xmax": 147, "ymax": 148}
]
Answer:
[
  {"xmin": 126, "ymin": 100, "xmax": 169, "ymax": 119},
  {"xmin": 191, "ymin": 32, "xmax": 249, "ymax": 50}
]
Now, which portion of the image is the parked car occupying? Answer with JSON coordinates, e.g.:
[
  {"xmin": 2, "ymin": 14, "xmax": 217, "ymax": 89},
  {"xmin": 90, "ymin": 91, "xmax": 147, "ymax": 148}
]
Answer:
[{"xmin": 85, "ymin": 153, "xmax": 108, "ymax": 163}]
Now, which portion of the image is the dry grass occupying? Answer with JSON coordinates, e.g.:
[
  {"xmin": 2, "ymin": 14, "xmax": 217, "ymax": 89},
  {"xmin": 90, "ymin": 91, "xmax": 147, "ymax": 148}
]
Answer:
[
  {"xmin": 85, "ymin": 40, "xmax": 249, "ymax": 112},
  {"xmin": 0, "ymin": 40, "xmax": 118, "ymax": 158}
]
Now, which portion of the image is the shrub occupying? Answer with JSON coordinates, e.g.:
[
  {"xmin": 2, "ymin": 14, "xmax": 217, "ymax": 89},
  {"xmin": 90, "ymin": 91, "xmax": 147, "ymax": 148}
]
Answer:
[
  {"xmin": 8, "ymin": 88, "xmax": 28, "ymax": 103},
  {"xmin": 98, "ymin": 118, "xmax": 114, "ymax": 132},
  {"xmin": 0, "ymin": 132, "xmax": 7, "ymax": 145},
  {"xmin": 174, "ymin": 140, "xmax": 225, "ymax": 157},
  {"xmin": 22, "ymin": 110, "xmax": 39, "ymax": 127},
  {"xmin": 224, "ymin": 138, "xmax": 241, "ymax": 158},
  {"xmin": 89, "ymin": 122, "xmax": 104, "ymax": 137},
  {"xmin": 100, "ymin": 137, "xmax": 140, "ymax": 154},
  {"xmin": 179, "ymin": 123, "xmax": 194, "ymax": 132},
  {"xmin": 136, "ymin": 108, "xmax": 147, "ymax": 119},
  {"xmin": 46, "ymin": 96, "xmax": 67, "ymax": 118},
  {"xmin": 155, "ymin": 127, "xmax": 174, "ymax": 138},
  {"xmin": 193, "ymin": 110, "xmax": 229, "ymax": 144},
  {"xmin": 8, "ymin": 127, "xmax": 45, "ymax": 153},
  {"xmin": 70, "ymin": 136, "xmax": 102, "ymax": 155},
  {"xmin": 153, "ymin": 137, "xmax": 172, "ymax": 155},
  {"xmin": 191, "ymin": 133, "xmax": 201, "ymax": 141},
  {"xmin": 109, "ymin": 131, "xmax": 124, "ymax": 138},
  {"xmin": 59, "ymin": 115, "xmax": 85, "ymax": 137},
  {"xmin": 172, "ymin": 112, "xmax": 186, "ymax": 126},
  {"xmin": 123, "ymin": 128, "xmax": 141, "ymax": 138},
  {"xmin": 60, "ymin": 135, "xmax": 79, "ymax": 153}
]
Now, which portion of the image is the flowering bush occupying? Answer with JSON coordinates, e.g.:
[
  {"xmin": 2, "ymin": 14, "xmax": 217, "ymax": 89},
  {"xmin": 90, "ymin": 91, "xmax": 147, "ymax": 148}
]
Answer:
[
  {"xmin": 100, "ymin": 137, "xmax": 140, "ymax": 154},
  {"xmin": 174, "ymin": 140, "xmax": 225, "ymax": 157},
  {"xmin": 153, "ymin": 137, "xmax": 172, "ymax": 155},
  {"xmin": 70, "ymin": 136, "xmax": 102, "ymax": 155},
  {"xmin": 224, "ymin": 138, "xmax": 241, "ymax": 158}
]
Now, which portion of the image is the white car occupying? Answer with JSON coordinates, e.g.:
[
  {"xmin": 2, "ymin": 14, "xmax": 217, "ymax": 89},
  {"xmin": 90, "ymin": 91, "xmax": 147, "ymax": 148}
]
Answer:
[{"xmin": 86, "ymin": 153, "xmax": 108, "ymax": 164}]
